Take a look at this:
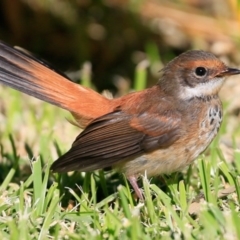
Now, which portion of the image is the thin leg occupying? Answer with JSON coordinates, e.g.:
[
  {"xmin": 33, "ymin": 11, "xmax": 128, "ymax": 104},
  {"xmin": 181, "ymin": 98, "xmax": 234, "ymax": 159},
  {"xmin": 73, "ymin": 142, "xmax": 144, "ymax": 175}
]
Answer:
[{"xmin": 128, "ymin": 175, "xmax": 144, "ymax": 200}]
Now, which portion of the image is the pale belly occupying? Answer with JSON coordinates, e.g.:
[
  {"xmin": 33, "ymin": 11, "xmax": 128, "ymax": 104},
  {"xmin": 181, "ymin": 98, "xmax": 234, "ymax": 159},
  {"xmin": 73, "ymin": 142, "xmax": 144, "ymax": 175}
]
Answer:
[{"xmin": 119, "ymin": 105, "xmax": 223, "ymax": 177}]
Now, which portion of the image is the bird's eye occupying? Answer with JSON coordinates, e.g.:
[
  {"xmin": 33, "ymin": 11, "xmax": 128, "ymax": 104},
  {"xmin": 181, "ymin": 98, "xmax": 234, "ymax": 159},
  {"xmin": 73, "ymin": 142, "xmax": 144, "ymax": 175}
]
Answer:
[{"xmin": 195, "ymin": 67, "xmax": 207, "ymax": 77}]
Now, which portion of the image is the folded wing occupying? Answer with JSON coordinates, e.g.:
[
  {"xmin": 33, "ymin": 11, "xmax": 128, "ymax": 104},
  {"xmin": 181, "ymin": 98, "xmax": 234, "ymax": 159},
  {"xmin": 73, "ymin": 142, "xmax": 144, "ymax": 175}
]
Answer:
[{"xmin": 51, "ymin": 110, "xmax": 181, "ymax": 172}]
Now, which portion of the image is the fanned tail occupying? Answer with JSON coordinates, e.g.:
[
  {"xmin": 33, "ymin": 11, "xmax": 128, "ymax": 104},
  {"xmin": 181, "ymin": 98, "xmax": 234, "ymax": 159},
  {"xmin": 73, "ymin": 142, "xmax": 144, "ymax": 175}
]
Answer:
[{"xmin": 0, "ymin": 41, "xmax": 111, "ymax": 127}]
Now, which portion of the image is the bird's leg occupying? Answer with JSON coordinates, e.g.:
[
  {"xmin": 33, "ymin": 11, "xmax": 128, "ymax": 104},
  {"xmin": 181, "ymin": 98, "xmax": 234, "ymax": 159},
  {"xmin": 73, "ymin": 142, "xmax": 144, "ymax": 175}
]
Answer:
[{"xmin": 128, "ymin": 175, "xmax": 144, "ymax": 200}]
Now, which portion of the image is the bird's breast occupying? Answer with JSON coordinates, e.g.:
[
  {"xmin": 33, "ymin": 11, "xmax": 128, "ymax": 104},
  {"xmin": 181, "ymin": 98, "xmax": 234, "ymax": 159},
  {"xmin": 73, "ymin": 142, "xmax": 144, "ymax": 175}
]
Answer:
[{"xmin": 118, "ymin": 99, "xmax": 223, "ymax": 177}]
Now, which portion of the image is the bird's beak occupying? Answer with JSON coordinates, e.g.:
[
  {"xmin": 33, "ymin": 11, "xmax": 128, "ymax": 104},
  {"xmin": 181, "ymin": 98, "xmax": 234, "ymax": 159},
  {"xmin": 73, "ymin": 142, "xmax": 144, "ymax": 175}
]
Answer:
[{"xmin": 217, "ymin": 67, "xmax": 240, "ymax": 77}]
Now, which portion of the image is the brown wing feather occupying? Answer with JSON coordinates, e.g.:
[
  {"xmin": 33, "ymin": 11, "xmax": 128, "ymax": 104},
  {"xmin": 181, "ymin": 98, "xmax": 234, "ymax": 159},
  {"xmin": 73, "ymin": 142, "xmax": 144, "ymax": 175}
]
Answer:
[{"xmin": 51, "ymin": 109, "xmax": 181, "ymax": 173}]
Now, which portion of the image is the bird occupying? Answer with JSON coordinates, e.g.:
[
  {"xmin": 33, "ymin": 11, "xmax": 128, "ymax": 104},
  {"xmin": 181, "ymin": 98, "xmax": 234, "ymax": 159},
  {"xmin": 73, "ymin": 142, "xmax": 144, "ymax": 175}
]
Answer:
[{"xmin": 0, "ymin": 41, "xmax": 239, "ymax": 200}]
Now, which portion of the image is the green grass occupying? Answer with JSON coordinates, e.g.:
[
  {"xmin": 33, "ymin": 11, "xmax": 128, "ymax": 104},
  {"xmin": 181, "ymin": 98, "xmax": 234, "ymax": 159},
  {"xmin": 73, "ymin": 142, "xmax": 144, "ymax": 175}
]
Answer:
[{"xmin": 0, "ymin": 63, "xmax": 240, "ymax": 240}]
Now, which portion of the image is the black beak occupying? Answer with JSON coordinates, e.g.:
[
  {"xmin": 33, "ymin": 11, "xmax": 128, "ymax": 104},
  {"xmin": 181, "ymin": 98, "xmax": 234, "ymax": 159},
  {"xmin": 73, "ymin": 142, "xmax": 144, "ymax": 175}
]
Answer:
[{"xmin": 217, "ymin": 67, "xmax": 240, "ymax": 77}]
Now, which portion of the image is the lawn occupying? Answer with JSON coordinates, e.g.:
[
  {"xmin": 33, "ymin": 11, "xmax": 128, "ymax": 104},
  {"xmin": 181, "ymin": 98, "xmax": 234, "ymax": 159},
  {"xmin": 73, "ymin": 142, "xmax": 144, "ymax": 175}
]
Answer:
[{"xmin": 0, "ymin": 66, "xmax": 239, "ymax": 240}]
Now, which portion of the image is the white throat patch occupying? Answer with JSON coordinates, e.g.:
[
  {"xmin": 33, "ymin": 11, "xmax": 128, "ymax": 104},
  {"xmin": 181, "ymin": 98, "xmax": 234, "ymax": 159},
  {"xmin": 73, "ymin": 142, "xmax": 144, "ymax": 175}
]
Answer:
[{"xmin": 179, "ymin": 77, "xmax": 225, "ymax": 100}]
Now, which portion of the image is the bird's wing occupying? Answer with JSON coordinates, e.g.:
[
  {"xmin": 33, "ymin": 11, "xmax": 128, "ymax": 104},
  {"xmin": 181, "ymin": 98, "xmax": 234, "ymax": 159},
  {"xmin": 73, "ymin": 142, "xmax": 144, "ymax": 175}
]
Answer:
[{"xmin": 51, "ymin": 110, "xmax": 181, "ymax": 172}]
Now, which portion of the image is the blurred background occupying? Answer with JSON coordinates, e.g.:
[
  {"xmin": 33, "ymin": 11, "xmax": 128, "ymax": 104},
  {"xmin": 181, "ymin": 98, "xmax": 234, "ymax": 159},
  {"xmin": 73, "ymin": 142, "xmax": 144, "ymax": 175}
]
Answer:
[
  {"xmin": 1, "ymin": 0, "xmax": 240, "ymax": 93},
  {"xmin": 1, "ymin": 1, "xmax": 240, "ymax": 236},
  {"xmin": 1, "ymin": 0, "xmax": 240, "ymax": 174}
]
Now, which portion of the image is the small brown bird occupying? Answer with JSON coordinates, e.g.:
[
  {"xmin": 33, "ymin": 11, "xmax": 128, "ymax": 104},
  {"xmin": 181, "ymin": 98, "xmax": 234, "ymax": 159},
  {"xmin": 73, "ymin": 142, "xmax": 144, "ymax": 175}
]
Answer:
[{"xmin": 0, "ymin": 41, "xmax": 239, "ymax": 199}]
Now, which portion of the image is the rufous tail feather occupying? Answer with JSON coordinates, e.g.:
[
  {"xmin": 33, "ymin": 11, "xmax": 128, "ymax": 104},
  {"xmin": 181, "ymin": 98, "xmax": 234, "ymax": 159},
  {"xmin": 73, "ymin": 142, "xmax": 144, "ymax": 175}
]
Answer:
[{"xmin": 0, "ymin": 41, "xmax": 112, "ymax": 127}]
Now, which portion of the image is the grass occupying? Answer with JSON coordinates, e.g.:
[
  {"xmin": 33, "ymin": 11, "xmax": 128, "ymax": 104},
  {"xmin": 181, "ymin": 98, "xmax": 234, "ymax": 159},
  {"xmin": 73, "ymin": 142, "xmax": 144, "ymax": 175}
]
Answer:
[{"xmin": 0, "ymin": 62, "xmax": 240, "ymax": 240}]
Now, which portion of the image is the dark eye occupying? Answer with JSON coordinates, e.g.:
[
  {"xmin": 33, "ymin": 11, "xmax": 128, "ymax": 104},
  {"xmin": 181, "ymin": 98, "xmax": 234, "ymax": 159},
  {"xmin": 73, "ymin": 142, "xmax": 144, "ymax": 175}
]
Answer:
[{"xmin": 195, "ymin": 67, "xmax": 207, "ymax": 77}]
